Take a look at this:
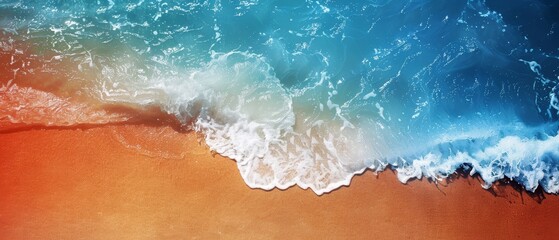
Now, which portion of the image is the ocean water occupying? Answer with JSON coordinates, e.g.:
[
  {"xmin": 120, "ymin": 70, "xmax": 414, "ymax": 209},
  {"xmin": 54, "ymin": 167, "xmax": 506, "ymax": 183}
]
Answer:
[{"xmin": 1, "ymin": 0, "xmax": 559, "ymax": 194}]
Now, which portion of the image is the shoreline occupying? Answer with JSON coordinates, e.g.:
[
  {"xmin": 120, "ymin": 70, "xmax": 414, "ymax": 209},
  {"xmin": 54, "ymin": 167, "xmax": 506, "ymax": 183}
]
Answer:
[{"xmin": 2, "ymin": 124, "xmax": 559, "ymax": 239}]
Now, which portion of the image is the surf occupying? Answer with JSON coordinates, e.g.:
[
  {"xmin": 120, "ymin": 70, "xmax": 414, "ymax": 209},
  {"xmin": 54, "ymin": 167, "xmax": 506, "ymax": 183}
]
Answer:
[{"xmin": 1, "ymin": 0, "xmax": 559, "ymax": 195}]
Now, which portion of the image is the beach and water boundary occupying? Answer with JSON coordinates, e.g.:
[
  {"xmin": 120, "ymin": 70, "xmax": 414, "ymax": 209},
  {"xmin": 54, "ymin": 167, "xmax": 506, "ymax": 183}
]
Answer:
[{"xmin": 2, "ymin": 1, "xmax": 559, "ymax": 238}]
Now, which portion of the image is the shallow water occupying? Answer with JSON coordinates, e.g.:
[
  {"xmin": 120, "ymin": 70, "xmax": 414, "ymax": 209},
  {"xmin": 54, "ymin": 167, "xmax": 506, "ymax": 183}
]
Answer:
[{"xmin": 1, "ymin": 0, "xmax": 559, "ymax": 194}]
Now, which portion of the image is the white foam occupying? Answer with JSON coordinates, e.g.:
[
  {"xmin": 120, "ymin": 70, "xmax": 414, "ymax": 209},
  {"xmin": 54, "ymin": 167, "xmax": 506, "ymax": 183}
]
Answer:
[
  {"xmin": 148, "ymin": 51, "xmax": 378, "ymax": 194},
  {"xmin": 79, "ymin": 51, "xmax": 559, "ymax": 195},
  {"xmin": 394, "ymin": 129, "xmax": 559, "ymax": 193}
]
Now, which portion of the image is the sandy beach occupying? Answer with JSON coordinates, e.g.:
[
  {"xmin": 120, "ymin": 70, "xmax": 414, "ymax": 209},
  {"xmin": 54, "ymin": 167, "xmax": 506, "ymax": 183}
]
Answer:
[{"xmin": 1, "ymin": 124, "xmax": 559, "ymax": 239}]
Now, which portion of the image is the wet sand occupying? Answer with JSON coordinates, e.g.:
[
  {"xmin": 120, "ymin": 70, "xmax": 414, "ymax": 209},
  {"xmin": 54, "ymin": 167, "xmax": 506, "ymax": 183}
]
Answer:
[{"xmin": 1, "ymin": 124, "xmax": 559, "ymax": 239}]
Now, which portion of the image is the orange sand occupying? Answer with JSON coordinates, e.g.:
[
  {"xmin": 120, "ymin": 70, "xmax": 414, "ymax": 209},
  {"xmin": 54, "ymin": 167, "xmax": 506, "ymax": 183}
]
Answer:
[{"xmin": 1, "ymin": 124, "xmax": 559, "ymax": 239}]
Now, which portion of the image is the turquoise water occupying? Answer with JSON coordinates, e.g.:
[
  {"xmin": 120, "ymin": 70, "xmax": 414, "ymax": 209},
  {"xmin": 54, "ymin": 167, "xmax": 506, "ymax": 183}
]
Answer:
[{"xmin": 1, "ymin": 0, "xmax": 559, "ymax": 194}]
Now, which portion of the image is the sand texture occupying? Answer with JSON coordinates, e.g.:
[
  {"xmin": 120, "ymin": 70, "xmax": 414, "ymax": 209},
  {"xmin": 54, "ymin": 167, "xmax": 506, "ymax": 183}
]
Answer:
[{"xmin": 1, "ymin": 124, "xmax": 559, "ymax": 239}]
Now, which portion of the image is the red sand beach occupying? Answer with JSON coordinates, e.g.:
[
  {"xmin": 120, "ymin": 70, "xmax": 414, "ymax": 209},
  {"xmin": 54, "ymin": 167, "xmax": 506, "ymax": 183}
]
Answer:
[{"xmin": 1, "ymin": 124, "xmax": 559, "ymax": 239}]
